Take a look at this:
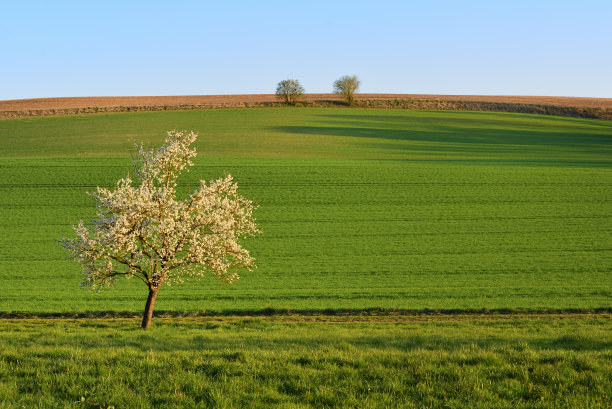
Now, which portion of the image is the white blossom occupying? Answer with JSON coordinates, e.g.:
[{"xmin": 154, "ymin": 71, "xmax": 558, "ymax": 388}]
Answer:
[{"xmin": 60, "ymin": 130, "xmax": 260, "ymax": 293}]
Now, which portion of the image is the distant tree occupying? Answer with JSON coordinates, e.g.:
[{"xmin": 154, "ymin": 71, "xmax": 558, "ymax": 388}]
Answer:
[
  {"xmin": 333, "ymin": 75, "xmax": 360, "ymax": 106},
  {"xmin": 275, "ymin": 79, "xmax": 305, "ymax": 105},
  {"xmin": 60, "ymin": 131, "xmax": 259, "ymax": 329}
]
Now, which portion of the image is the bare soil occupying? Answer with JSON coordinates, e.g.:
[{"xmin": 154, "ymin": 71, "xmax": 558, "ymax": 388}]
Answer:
[{"xmin": 2, "ymin": 93, "xmax": 611, "ymax": 112}]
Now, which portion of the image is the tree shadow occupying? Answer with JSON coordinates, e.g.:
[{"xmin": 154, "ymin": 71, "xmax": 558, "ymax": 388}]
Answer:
[
  {"xmin": 269, "ymin": 112, "xmax": 612, "ymax": 151},
  {"xmin": 317, "ymin": 112, "xmax": 612, "ymax": 127}
]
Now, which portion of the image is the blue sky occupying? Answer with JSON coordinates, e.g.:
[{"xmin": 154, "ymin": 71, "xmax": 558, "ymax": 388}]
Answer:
[{"xmin": 1, "ymin": 0, "xmax": 610, "ymax": 100}]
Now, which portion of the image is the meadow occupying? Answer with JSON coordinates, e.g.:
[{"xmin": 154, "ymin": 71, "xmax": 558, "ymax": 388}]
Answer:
[
  {"xmin": 0, "ymin": 108, "xmax": 611, "ymax": 313},
  {"xmin": 1, "ymin": 315, "xmax": 610, "ymax": 408}
]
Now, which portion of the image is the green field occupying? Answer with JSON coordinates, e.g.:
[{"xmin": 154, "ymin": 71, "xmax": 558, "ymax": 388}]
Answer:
[
  {"xmin": 1, "ymin": 108, "xmax": 611, "ymax": 313},
  {"xmin": 1, "ymin": 315, "xmax": 610, "ymax": 408}
]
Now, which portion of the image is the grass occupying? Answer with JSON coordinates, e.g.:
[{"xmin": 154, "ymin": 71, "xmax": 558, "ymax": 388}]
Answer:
[
  {"xmin": 0, "ymin": 315, "xmax": 610, "ymax": 408},
  {"xmin": 2, "ymin": 108, "xmax": 611, "ymax": 160},
  {"xmin": 0, "ymin": 108, "xmax": 611, "ymax": 313},
  {"xmin": 0, "ymin": 107, "xmax": 610, "ymax": 408}
]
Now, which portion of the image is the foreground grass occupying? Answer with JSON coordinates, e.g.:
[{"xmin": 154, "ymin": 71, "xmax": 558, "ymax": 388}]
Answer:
[{"xmin": 0, "ymin": 315, "xmax": 610, "ymax": 408}]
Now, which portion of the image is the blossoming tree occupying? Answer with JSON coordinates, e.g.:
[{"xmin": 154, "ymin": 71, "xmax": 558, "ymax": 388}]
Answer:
[{"xmin": 60, "ymin": 131, "xmax": 259, "ymax": 328}]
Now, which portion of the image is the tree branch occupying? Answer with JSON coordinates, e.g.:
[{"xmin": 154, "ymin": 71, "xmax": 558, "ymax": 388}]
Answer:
[
  {"xmin": 105, "ymin": 270, "xmax": 149, "ymax": 286},
  {"xmin": 107, "ymin": 253, "xmax": 151, "ymax": 283}
]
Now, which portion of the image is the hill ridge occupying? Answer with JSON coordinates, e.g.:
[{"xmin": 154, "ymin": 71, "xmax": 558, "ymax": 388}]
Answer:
[
  {"xmin": 1, "ymin": 94, "xmax": 611, "ymax": 120},
  {"xmin": 2, "ymin": 93, "xmax": 611, "ymax": 110}
]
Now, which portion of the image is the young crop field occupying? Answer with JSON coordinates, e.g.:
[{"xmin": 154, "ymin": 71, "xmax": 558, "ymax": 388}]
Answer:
[{"xmin": 0, "ymin": 108, "xmax": 611, "ymax": 313}]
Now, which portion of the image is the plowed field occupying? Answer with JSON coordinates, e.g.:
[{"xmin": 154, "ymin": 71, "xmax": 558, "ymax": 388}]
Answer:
[{"xmin": 2, "ymin": 93, "xmax": 611, "ymax": 112}]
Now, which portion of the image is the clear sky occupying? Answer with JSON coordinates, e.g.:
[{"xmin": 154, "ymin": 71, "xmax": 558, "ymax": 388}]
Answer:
[{"xmin": 1, "ymin": 0, "xmax": 611, "ymax": 100}]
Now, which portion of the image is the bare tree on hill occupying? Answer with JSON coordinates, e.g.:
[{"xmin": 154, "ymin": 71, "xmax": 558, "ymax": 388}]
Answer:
[
  {"xmin": 333, "ymin": 75, "xmax": 360, "ymax": 106},
  {"xmin": 275, "ymin": 79, "xmax": 305, "ymax": 105}
]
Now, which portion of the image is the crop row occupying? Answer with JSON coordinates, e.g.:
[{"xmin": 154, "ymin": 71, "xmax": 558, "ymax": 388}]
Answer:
[{"xmin": 1, "ymin": 157, "xmax": 610, "ymax": 312}]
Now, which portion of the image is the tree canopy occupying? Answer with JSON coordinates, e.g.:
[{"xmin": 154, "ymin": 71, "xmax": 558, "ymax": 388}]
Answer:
[
  {"xmin": 333, "ymin": 75, "xmax": 360, "ymax": 106},
  {"xmin": 275, "ymin": 79, "xmax": 305, "ymax": 105},
  {"xmin": 60, "ymin": 131, "xmax": 259, "ymax": 328}
]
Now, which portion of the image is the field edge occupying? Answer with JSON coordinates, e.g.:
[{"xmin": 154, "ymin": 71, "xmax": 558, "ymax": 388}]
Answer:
[
  {"xmin": 1, "ymin": 95, "xmax": 611, "ymax": 120},
  {"xmin": 2, "ymin": 307, "xmax": 612, "ymax": 320}
]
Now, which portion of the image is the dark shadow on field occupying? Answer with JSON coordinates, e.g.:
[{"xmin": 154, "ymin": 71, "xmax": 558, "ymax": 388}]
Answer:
[
  {"xmin": 269, "ymin": 113, "xmax": 612, "ymax": 149},
  {"xmin": 316, "ymin": 113, "xmax": 612, "ymax": 134},
  {"xmin": 317, "ymin": 113, "xmax": 612, "ymax": 129}
]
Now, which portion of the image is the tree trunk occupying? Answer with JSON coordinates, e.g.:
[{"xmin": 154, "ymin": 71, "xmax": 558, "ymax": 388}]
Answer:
[{"xmin": 141, "ymin": 287, "xmax": 158, "ymax": 329}]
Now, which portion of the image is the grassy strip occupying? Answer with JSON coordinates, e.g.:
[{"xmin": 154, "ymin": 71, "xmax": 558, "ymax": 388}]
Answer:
[
  {"xmin": 0, "ymin": 316, "xmax": 610, "ymax": 408},
  {"xmin": 2, "ymin": 307, "xmax": 612, "ymax": 320},
  {"xmin": 1, "ymin": 98, "xmax": 610, "ymax": 120}
]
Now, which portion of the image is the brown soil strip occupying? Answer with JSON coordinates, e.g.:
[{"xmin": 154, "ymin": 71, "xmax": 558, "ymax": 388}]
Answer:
[
  {"xmin": 2, "ymin": 94, "xmax": 611, "ymax": 120},
  {"xmin": 2, "ymin": 94, "xmax": 611, "ymax": 111}
]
